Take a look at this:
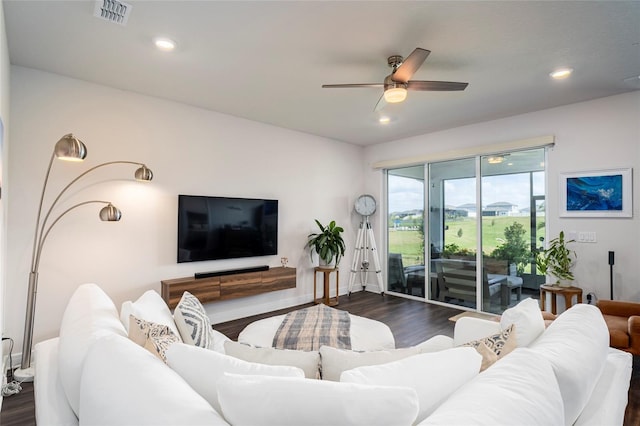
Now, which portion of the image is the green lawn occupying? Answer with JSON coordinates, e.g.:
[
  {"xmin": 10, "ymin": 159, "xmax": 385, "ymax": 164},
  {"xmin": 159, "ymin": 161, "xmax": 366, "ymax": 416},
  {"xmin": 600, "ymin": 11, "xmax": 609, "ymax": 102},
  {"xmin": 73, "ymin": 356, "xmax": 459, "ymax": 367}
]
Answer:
[{"xmin": 388, "ymin": 216, "xmax": 535, "ymax": 266}]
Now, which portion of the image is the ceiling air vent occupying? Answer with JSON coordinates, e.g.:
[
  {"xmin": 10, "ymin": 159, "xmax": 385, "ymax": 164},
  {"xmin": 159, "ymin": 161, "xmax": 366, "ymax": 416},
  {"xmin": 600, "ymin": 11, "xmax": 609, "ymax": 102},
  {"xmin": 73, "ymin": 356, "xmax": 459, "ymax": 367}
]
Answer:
[{"xmin": 93, "ymin": 0, "xmax": 132, "ymax": 26}]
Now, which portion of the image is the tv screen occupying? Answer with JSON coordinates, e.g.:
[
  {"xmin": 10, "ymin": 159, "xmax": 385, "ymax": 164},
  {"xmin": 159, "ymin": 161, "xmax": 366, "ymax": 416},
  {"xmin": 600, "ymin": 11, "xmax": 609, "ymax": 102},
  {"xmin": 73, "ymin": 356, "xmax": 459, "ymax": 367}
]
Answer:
[{"xmin": 177, "ymin": 195, "xmax": 278, "ymax": 263}]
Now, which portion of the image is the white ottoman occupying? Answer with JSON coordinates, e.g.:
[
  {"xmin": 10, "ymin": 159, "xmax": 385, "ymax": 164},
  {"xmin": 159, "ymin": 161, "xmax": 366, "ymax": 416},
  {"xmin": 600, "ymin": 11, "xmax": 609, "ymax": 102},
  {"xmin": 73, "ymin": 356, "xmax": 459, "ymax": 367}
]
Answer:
[{"xmin": 238, "ymin": 313, "xmax": 395, "ymax": 351}]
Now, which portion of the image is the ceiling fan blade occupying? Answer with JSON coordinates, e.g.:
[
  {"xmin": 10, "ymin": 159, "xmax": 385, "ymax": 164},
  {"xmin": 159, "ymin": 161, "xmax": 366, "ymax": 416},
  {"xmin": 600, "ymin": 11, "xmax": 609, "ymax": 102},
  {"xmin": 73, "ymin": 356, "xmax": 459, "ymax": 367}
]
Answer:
[
  {"xmin": 392, "ymin": 48, "xmax": 430, "ymax": 83},
  {"xmin": 407, "ymin": 80, "xmax": 469, "ymax": 91},
  {"xmin": 373, "ymin": 93, "xmax": 387, "ymax": 112},
  {"xmin": 322, "ymin": 83, "xmax": 384, "ymax": 88}
]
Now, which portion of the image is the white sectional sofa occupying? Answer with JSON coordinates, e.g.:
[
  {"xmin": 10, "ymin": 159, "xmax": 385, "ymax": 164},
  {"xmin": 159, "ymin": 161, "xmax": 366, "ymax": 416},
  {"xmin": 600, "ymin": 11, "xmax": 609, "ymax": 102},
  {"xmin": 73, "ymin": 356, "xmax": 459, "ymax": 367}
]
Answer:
[{"xmin": 34, "ymin": 283, "xmax": 632, "ymax": 425}]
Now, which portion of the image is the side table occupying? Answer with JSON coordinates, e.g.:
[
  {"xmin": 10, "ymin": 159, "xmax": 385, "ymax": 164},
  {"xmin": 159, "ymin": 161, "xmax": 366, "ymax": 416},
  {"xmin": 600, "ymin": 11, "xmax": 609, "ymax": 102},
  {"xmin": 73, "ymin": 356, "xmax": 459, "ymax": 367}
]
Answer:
[
  {"xmin": 539, "ymin": 284, "xmax": 582, "ymax": 314},
  {"xmin": 313, "ymin": 267, "xmax": 339, "ymax": 306}
]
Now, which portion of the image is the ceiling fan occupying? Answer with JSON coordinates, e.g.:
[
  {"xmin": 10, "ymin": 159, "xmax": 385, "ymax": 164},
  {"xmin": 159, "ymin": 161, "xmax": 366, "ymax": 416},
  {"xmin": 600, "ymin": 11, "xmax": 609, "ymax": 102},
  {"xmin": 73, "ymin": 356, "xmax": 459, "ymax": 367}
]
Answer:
[{"xmin": 322, "ymin": 48, "xmax": 468, "ymax": 111}]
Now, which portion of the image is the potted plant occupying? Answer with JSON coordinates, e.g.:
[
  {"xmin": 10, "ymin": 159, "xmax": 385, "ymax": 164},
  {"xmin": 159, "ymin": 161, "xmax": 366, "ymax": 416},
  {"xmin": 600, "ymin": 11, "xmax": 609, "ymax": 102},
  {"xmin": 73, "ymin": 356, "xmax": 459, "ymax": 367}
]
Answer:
[
  {"xmin": 536, "ymin": 231, "xmax": 576, "ymax": 287},
  {"xmin": 305, "ymin": 219, "xmax": 346, "ymax": 268}
]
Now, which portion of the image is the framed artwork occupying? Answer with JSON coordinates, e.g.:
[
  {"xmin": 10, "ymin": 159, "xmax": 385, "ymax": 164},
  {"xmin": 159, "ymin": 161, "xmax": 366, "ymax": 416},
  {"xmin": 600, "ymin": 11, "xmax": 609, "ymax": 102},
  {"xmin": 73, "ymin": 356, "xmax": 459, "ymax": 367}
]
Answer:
[{"xmin": 559, "ymin": 168, "xmax": 632, "ymax": 217}]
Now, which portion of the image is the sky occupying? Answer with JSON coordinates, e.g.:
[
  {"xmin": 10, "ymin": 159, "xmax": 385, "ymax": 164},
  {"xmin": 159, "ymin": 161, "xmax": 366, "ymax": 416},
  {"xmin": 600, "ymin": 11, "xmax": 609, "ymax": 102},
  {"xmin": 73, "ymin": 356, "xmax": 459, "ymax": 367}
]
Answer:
[{"xmin": 389, "ymin": 172, "xmax": 545, "ymax": 213}]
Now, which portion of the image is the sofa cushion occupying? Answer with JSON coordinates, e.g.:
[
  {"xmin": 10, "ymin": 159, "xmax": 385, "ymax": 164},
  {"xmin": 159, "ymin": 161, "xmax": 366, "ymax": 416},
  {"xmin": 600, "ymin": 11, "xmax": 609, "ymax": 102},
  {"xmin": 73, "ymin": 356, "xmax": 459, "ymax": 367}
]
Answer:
[
  {"xmin": 529, "ymin": 303, "xmax": 609, "ymax": 425},
  {"xmin": 174, "ymin": 291, "xmax": 214, "ymax": 348},
  {"xmin": 340, "ymin": 347, "xmax": 482, "ymax": 423},
  {"xmin": 33, "ymin": 338, "xmax": 77, "ymax": 425},
  {"xmin": 413, "ymin": 335, "xmax": 455, "ymax": 353},
  {"xmin": 165, "ymin": 343, "xmax": 304, "ymax": 415},
  {"xmin": 499, "ymin": 297, "xmax": 545, "ymax": 347},
  {"xmin": 80, "ymin": 334, "xmax": 228, "ymax": 425},
  {"xmin": 574, "ymin": 348, "xmax": 633, "ymax": 426},
  {"xmin": 319, "ymin": 345, "xmax": 422, "ymax": 381},
  {"xmin": 419, "ymin": 348, "xmax": 564, "ymax": 425},
  {"xmin": 217, "ymin": 373, "xmax": 419, "ymax": 426},
  {"xmin": 120, "ymin": 289, "xmax": 181, "ymax": 338},
  {"xmin": 453, "ymin": 316, "xmax": 502, "ymax": 346},
  {"xmin": 58, "ymin": 283, "xmax": 127, "ymax": 417},
  {"xmin": 224, "ymin": 340, "xmax": 320, "ymax": 379},
  {"xmin": 210, "ymin": 329, "xmax": 232, "ymax": 354}
]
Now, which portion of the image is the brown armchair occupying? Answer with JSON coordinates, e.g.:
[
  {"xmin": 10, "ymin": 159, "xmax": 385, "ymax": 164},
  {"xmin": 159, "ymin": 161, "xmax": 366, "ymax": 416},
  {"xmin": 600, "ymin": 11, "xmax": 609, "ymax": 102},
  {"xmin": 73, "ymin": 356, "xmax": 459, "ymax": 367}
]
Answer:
[{"xmin": 596, "ymin": 299, "xmax": 640, "ymax": 355}]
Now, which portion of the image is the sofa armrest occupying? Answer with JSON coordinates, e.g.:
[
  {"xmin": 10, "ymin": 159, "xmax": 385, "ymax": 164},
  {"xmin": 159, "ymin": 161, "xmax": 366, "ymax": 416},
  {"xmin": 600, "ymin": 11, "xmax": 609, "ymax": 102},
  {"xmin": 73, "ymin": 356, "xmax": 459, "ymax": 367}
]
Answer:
[
  {"xmin": 34, "ymin": 337, "xmax": 79, "ymax": 426},
  {"xmin": 453, "ymin": 317, "xmax": 501, "ymax": 346},
  {"xmin": 597, "ymin": 300, "xmax": 640, "ymax": 317},
  {"xmin": 628, "ymin": 316, "xmax": 640, "ymax": 349}
]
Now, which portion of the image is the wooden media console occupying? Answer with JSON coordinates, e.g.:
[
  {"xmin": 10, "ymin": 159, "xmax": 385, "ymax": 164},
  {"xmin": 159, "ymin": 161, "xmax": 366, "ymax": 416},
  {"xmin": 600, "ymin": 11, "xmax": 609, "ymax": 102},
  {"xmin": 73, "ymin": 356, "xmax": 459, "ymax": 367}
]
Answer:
[{"xmin": 161, "ymin": 266, "xmax": 296, "ymax": 309}]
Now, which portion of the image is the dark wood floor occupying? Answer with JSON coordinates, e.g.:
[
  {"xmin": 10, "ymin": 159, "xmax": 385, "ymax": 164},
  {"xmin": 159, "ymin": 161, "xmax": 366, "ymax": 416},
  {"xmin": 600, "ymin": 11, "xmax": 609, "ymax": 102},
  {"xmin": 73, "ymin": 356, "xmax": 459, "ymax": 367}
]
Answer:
[{"xmin": 2, "ymin": 291, "xmax": 639, "ymax": 425}]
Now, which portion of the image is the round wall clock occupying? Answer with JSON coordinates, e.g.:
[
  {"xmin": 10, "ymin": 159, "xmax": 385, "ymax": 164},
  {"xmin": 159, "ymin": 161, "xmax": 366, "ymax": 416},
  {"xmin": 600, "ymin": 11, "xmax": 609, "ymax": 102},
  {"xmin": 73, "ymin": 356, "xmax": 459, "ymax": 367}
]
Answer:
[{"xmin": 354, "ymin": 194, "xmax": 377, "ymax": 216}]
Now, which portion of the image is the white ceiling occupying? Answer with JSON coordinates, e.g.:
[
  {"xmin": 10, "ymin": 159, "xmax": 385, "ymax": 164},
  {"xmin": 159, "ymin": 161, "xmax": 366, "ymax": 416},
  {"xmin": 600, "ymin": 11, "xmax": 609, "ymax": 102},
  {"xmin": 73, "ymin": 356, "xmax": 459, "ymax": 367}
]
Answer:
[{"xmin": 4, "ymin": 1, "xmax": 640, "ymax": 146}]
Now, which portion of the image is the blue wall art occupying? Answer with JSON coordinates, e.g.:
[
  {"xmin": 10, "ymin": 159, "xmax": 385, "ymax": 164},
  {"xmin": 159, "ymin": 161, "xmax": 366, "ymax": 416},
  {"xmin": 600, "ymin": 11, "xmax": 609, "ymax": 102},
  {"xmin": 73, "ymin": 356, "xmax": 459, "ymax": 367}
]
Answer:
[{"xmin": 560, "ymin": 168, "xmax": 632, "ymax": 217}]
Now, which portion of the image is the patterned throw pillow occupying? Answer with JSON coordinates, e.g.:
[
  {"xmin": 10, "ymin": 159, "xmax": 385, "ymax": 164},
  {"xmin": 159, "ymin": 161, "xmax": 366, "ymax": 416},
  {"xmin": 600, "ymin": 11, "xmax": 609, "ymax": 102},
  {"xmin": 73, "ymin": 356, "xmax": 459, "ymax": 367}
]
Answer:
[
  {"xmin": 173, "ymin": 291, "xmax": 213, "ymax": 349},
  {"xmin": 462, "ymin": 324, "xmax": 517, "ymax": 371},
  {"xmin": 128, "ymin": 315, "xmax": 180, "ymax": 361}
]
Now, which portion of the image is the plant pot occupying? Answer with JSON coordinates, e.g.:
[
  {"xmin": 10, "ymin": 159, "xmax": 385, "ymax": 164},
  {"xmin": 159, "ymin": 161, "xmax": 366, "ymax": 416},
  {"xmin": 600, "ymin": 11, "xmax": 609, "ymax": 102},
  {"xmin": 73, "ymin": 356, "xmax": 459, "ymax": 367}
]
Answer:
[
  {"xmin": 557, "ymin": 279, "xmax": 573, "ymax": 288},
  {"xmin": 318, "ymin": 258, "xmax": 336, "ymax": 270}
]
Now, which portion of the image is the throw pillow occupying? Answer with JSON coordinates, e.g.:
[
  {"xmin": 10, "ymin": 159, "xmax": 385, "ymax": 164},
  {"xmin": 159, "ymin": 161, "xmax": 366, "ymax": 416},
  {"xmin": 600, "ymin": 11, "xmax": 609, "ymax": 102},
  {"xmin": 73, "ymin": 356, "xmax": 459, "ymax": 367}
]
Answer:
[
  {"xmin": 128, "ymin": 315, "xmax": 180, "ymax": 361},
  {"xmin": 461, "ymin": 323, "xmax": 517, "ymax": 371},
  {"xmin": 500, "ymin": 297, "xmax": 545, "ymax": 347},
  {"xmin": 319, "ymin": 345, "xmax": 422, "ymax": 381},
  {"xmin": 340, "ymin": 346, "xmax": 482, "ymax": 424},
  {"xmin": 120, "ymin": 289, "xmax": 181, "ymax": 338},
  {"xmin": 165, "ymin": 343, "xmax": 304, "ymax": 415},
  {"xmin": 174, "ymin": 291, "xmax": 213, "ymax": 348},
  {"xmin": 217, "ymin": 373, "xmax": 420, "ymax": 426},
  {"xmin": 224, "ymin": 340, "xmax": 320, "ymax": 379}
]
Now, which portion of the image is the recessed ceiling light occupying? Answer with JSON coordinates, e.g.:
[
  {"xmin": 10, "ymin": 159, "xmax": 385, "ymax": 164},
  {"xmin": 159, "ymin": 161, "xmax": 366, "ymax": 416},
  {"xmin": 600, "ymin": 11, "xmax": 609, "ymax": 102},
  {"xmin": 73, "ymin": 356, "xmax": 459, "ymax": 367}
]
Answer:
[
  {"xmin": 154, "ymin": 37, "xmax": 176, "ymax": 52},
  {"xmin": 379, "ymin": 116, "xmax": 391, "ymax": 124},
  {"xmin": 550, "ymin": 68, "xmax": 573, "ymax": 80}
]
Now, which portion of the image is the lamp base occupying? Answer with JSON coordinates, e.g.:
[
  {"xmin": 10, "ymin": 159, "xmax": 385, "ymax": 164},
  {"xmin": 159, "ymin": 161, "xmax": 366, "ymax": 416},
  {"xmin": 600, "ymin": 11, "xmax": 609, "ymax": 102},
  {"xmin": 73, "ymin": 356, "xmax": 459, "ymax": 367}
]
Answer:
[{"xmin": 13, "ymin": 366, "xmax": 34, "ymax": 382}]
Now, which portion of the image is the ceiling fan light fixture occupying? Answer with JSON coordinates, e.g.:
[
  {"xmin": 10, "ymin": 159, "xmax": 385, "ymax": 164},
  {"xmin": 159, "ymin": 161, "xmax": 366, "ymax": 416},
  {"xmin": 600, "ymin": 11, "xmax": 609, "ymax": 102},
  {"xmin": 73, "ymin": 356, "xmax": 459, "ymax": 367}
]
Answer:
[{"xmin": 384, "ymin": 87, "xmax": 407, "ymax": 103}]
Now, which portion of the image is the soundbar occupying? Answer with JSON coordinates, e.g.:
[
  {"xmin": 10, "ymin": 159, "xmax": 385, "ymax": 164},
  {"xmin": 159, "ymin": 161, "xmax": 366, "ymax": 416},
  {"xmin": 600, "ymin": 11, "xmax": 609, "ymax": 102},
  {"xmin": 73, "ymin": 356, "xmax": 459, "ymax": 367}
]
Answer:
[{"xmin": 195, "ymin": 265, "xmax": 269, "ymax": 279}]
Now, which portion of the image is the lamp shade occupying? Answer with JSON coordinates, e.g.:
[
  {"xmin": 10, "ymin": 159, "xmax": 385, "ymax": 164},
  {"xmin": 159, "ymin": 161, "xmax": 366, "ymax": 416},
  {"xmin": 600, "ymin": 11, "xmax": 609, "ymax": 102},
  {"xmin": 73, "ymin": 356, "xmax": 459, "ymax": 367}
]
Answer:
[
  {"xmin": 134, "ymin": 165, "xmax": 153, "ymax": 181},
  {"xmin": 99, "ymin": 203, "xmax": 122, "ymax": 221},
  {"xmin": 384, "ymin": 87, "xmax": 408, "ymax": 103},
  {"xmin": 54, "ymin": 134, "xmax": 87, "ymax": 161}
]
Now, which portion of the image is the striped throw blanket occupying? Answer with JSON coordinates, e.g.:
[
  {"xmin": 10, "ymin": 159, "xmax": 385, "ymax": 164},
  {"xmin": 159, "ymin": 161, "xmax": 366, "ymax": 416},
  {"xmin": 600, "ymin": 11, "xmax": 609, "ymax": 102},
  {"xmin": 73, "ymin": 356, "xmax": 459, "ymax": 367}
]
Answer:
[{"xmin": 272, "ymin": 304, "xmax": 351, "ymax": 351}]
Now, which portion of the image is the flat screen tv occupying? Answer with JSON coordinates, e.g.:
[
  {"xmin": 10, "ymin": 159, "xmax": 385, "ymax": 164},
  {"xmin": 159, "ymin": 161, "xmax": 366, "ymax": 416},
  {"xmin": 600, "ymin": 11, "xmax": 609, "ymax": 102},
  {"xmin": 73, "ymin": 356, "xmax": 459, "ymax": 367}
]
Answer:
[{"xmin": 177, "ymin": 195, "xmax": 278, "ymax": 263}]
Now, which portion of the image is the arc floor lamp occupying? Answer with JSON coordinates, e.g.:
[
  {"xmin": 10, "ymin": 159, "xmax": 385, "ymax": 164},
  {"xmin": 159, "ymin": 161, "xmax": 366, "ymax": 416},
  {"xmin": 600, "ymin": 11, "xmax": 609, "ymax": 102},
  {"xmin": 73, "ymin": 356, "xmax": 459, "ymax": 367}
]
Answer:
[{"xmin": 14, "ymin": 133, "xmax": 153, "ymax": 381}]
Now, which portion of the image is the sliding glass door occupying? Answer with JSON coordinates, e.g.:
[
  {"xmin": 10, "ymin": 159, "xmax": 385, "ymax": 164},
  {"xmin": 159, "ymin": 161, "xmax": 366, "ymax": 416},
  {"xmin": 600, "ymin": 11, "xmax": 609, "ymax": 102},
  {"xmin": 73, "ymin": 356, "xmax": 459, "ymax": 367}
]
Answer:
[
  {"xmin": 387, "ymin": 166, "xmax": 425, "ymax": 298},
  {"xmin": 479, "ymin": 149, "xmax": 545, "ymax": 313},
  {"xmin": 386, "ymin": 148, "xmax": 545, "ymax": 314},
  {"xmin": 428, "ymin": 158, "xmax": 478, "ymax": 308}
]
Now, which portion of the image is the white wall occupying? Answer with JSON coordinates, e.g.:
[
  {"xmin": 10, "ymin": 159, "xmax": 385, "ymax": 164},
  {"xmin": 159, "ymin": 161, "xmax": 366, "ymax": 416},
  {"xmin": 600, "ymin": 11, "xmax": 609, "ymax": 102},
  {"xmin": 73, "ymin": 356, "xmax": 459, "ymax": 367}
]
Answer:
[
  {"xmin": 4, "ymin": 63, "xmax": 640, "ymax": 357},
  {"xmin": 4, "ymin": 66, "xmax": 364, "ymax": 352},
  {"xmin": 364, "ymin": 91, "xmax": 640, "ymax": 302}
]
